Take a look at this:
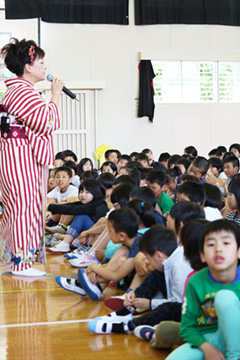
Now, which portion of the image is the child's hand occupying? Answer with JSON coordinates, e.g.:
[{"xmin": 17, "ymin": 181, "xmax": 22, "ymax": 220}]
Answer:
[
  {"xmin": 124, "ymin": 290, "xmax": 135, "ymax": 306},
  {"xmin": 77, "ymin": 235, "xmax": 88, "ymax": 245},
  {"xmin": 199, "ymin": 342, "xmax": 225, "ymax": 360},
  {"xmin": 135, "ymin": 260, "xmax": 150, "ymax": 277},
  {"xmin": 95, "ymin": 249, "xmax": 105, "ymax": 260},
  {"xmin": 45, "ymin": 211, "xmax": 52, "ymax": 222},
  {"xmin": 132, "ymin": 298, "xmax": 150, "ymax": 311},
  {"xmin": 88, "ymin": 271, "xmax": 97, "ymax": 284},
  {"xmin": 58, "ymin": 198, "xmax": 68, "ymax": 204}
]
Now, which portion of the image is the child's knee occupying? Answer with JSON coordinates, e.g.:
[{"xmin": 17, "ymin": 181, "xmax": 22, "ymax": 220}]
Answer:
[{"xmin": 215, "ymin": 289, "xmax": 239, "ymax": 310}]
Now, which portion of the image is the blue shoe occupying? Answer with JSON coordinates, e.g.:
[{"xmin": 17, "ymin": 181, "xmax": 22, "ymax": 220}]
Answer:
[
  {"xmin": 77, "ymin": 268, "xmax": 102, "ymax": 300},
  {"xmin": 55, "ymin": 276, "xmax": 86, "ymax": 296}
]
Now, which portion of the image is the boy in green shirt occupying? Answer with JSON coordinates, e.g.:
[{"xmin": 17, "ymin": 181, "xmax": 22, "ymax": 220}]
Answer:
[
  {"xmin": 146, "ymin": 170, "xmax": 174, "ymax": 214},
  {"xmin": 166, "ymin": 219, "xmax": 240, "ymax": 360}
]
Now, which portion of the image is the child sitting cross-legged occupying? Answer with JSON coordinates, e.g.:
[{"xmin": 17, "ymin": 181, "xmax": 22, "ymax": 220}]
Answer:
[
  {"xmin": 134, "ymin": 218, "xmax": 209, "ymax": 347},
  {"xmin": 55, "ymin": 207, "xmax": 143, "ymax": 300},
  {"xmin": 166, "ymin": 219, "xmax": 240, "ymax": 360},
  {"xmin": 88, "ymin": 201, "xmax": 205, "ymax": 334},
  {"xmin": 45, "ymin": 179, "xmax": 108, "ymax": 254}
]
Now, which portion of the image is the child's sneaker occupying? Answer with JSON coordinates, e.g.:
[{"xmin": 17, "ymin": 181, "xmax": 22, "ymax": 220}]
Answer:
[
  {"xmin": 55, "ymin": 276, "xmax": 87, "ymax": 296},
  {"xmin": 133, "ymin": 325, "xmax": 156, "ymax": 341},
  {"xmin": 77, "ymin": 268, "xmax": 102, "ymax": 300},
  {"xmin": 45, "ymin": 223, "xmax": 67, "ymax": 234},
  {"xmin": 88, "ymin": 318, "xmax": 119, "ymax": 334},
  {"xmin": 98, "ymin": 310, "xmax": 133, "ymax": 322},
  {"xmin": 46, "ymin": 242, "xmax": 70, "ymax": 254},
  {"xmin": 68, "ymin": 251, "xmax": 100, "ymax": 268}
]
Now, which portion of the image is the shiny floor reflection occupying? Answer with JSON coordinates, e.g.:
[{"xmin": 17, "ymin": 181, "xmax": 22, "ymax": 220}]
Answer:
[{"xmin": 0, "ymin": 253, "xmax": 172, "ymax": 360}]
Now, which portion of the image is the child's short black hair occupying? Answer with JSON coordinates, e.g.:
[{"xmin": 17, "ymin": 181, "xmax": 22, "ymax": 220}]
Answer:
[
  {"xmin": 191, "ymin": 156, "xmax": 209, "ymax": 175},
  {"xmin": 158, "ymin": 152, "xmax": 170, "ymax": 162},
  {"xmin": 203, "ymin": 183, "xmax": 222, "ymax": 209},
  {"xmin": 138, "ymin": 167, "xmax": 151, "ymax": 180},
  {"xmin": 181, "ymin": 219, "xmax": 209, "ymax": 270},
  {"xmin": 105, "ymin": 149, "xmax": 121, "ymax": 161},
  {"xmin": 130, "ymin": 186, "xmax": 157, "ymax": 207},
  {"xmin": 62, "ymin": 149, "xmax": 78, "ymax": 162},
  {"xmin": 142, "ymin": 148, "xmax": 152, "ymax": 154},
  {"xmin": 168, "ymin": 154, "xmax": 182, "ymax": 168},
  {"xmin": 199, "ymin": 219, "xmax": 240, "ymax": 252},
  {"xmin": 130, "ymin": 151, "xmax": 139, "ymax": 160},
  {"xmin": 217, "ymin": 145, "xmax": 227, "ymax": 154},
  {"xmin": 229, "ymin": 143, "xmax": 240, "ymax": 154},
  {"xmin": 223, "ymin": 151, "xmax": 235, "ymax": 161},
  {"xmin": 111, "ymin": 183, "xmax": 135, "ymax": 208},
  {"xmin": 228, "ymin": 177, "xmax": 240, "ymax": 210},
  {"xmin": 108, "ymin": 208, "xmax": 139, "ymax": 238},
  {"xmin": 125, "ymin": 199, "xmax": 156, "ymax": 228},
  {"xmin": 64, "ymin": 160, "xmax": 77, "ymax": 175},
  {"xmin": 119, "ymin": 154, "xmax": 131, "ymax": 162},
  {"xmin": 184, "ymin": 145, "xmax": 198, "ymax": 158},
  {"xmin": 180, "ymin": 174, "xmax": 200, "ymax": 183},
  {"xmin": 101, "ymin": 161, "xmax": 118, "ymax": 174},
  {"xmin": 113, "ymin": 174, "xmax": 137, "ymax": 188},
  {"xmin": 80, "ymin": 170, "xmax": 98, "ymax": 181},
  {"xmin": 176, "ymin": 158, "xmax": 191, "ymax": 172},
  {"xmin": 120, "ymin": 167, "xmax": 141, "ymax": 187},
  {"xmin": 54, "ymin": 151, "xmax": 65, "ymax": 161},
  {"xmin": 139, "ymin": 224, "xmax": 177, "ymax": 256},
  {"xmin": 79, "ymin": 179, "xmax": 105, "ymax": 201},
  {"xmin": 135, "ymin": 152, "xmax": 150, "ymax": 164},
  {"xmin": 165, "ymin": 168, "xmax": 181, "ymax": 183},
  {"xmin": 169, "ymin": 201, "xmax": 205, "ymax": 234},
  {"xmin": 97, "ymin": 172, "xmax": 115, "ymax": 189},
  {"xmin": 54, "ymin": 166, "xmax": 72, "ymax": 178},
  {"xmin": 146, "ymin": 170, "xmax": 167, "ymax": 187},
  {"xmin": 223, "ymin": 155, "xmax": 239, "ymax": 170},
  {"xmin": 208, "ymin": 148, "xmax": 222, "ymax": 158},
  {"xmin": 177, "ymin": 181, "xmax": 205, "ymax": 205},
  {"xmin": 208, "ymin": 157, "xmax": 223, "ymax": 173}
]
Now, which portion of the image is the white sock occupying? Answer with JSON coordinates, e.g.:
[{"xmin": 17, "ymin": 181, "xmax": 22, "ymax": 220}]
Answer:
[
  {"xmin": 12, "ymin": 268, "xmax": 46, "ymax": 277},
  {"xmin": 55, "ymin": 241, "xmax": 70, "ymax": 249}
]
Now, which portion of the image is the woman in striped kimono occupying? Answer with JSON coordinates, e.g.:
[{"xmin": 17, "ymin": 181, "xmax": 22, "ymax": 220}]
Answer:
[{"xmin": 0, "ymin": 38, "xmax": 63, "ymax": 276}]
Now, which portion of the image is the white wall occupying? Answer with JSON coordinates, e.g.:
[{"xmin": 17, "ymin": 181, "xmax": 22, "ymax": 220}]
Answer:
[{"xmin": 1, "ymin": 0, "xmax": 240, "ymax": 160}]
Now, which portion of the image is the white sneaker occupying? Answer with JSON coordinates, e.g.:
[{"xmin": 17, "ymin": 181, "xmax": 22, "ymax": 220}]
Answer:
[
  {"xmin": 55, "ymin": 276, "xmax": 87, "ymax": 296},
  {"xmin": 68, "ymin": 251, "xmax": 100, "ymax": 267},
  {"xmin": 46, "ymin": 242, "xmax": 70, "ymax": 254}
]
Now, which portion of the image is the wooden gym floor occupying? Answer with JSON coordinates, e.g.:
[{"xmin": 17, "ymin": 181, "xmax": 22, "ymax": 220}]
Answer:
[{"xmin": 0, "ymin": 231, "xmax": 173, "ymax": 359}]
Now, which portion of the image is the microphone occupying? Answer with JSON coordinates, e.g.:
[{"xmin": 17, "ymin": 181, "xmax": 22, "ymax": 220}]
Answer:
[{"xmin": 47, "ymin": 74, "xmax": 77, "ymax": 100}]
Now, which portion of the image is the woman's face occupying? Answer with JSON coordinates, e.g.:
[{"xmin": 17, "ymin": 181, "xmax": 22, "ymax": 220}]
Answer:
[
  {"xmin": 28, "ymin": 56, "xmax": 47, "ymax": 83},
  {"xmin": 82, "ymin": 160, "xmax": 92, "ymax": 172}
]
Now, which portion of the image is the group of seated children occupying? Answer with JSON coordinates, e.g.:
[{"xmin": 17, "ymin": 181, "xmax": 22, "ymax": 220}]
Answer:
[{"xmin": 45, "ymin": 144, "xmax": 240, "ymax": 360}]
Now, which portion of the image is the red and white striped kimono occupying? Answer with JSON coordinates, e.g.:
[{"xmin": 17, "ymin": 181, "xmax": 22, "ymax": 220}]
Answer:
[{"xmin": 0, "ymin": 78, "xmax": 60, "ymax": 271}]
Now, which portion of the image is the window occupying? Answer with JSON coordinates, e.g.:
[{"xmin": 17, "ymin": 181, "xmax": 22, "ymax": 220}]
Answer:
[{"xmin": 152, "ymin": 61, "xmax": 240, "ymax": 103}]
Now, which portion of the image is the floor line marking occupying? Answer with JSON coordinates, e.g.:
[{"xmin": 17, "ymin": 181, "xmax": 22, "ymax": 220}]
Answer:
[
  {"xmin": 0, "ymin": 319, "xmax": 93, "ymax": 329},
  {"xmin": 0, "ymin": 272, "xmax": 78, "ymax": 278},
  {"xmin": 0, "ymin": 287, "xmax": 63, "ymax": 294}
]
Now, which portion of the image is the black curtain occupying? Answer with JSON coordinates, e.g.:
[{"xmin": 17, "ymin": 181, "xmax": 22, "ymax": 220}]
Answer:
[
  {"xmin": 5, "ymin": 0, "xmax": 129, "ymax": 25},
  {"xmin": 138, "ymin": 61, "xmax": 155, "ymax": 123},
  {"xmin": 135, "ymin": 0, "xmax": 240, "ymax": 26}
]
